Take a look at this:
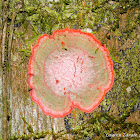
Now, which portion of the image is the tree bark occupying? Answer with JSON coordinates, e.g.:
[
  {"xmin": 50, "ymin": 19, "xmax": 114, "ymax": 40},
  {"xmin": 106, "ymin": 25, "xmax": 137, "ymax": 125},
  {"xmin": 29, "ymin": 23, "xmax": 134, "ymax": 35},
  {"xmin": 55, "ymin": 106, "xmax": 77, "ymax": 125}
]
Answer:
[
  {"xmin": 1, "ymin": 0, "xmax": 9, "ymax": 139},
  {"xmin": 2, "ymin": 16, "xmax": 8, "ymax": 140},
  {"xmin": 7, "ymin": 11, "xmax": 17, "ymax": 137}
]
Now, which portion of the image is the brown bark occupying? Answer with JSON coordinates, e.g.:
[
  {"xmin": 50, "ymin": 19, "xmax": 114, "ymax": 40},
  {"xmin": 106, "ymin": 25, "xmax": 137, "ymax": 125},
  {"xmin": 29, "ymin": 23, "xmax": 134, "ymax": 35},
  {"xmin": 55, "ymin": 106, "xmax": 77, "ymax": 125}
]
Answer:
[
  {"xmin": 1, "ymin": 0, "xmax": 17, "ymax": 139},
  {"xmin": 1, "ymin": 1, "xmax": 9, "ymax": 139},
  {"xmin": 2, "ymin": 15, "xmax": 8, "ymax": 140},
  {"xmin": 7, "ymin": 11, "xmax": 17, "ymax": 136}
]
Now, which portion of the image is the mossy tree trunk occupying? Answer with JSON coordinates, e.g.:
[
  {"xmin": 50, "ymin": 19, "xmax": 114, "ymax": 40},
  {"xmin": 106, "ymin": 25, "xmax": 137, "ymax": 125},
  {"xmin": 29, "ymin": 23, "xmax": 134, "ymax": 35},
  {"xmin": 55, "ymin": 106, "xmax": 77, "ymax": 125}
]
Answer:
[{"xmin": 0, "ymin": 0, "xmax": 139, "ymax": 139}]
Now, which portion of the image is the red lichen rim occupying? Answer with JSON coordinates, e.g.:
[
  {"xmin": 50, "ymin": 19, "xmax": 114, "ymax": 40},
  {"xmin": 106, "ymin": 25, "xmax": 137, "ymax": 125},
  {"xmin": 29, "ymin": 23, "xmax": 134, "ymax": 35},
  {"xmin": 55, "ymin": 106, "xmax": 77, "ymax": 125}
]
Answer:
[{"xmin": 28, "ymin": 28, "xmax": 114, "ymax": 117}]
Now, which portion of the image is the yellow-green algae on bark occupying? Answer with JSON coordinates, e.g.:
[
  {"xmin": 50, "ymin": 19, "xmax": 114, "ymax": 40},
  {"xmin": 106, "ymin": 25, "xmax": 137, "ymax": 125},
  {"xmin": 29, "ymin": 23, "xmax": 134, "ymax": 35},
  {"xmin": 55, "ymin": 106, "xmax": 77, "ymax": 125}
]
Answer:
[{"xmin": 64, "ymin": 41, "xmax": 140, "ymax": 139}]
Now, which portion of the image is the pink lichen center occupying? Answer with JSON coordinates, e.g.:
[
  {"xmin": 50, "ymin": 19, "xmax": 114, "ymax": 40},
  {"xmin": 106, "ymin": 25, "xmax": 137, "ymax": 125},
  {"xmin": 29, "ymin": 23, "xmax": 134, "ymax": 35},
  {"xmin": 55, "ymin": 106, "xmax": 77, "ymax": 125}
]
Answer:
[
  {"xmin": 58, "ymin": 59, "xmax": 75, "ymax": 80},
  {"xmin": 45, "ymin": 47, "xmax": 95, "ymax": 96}
]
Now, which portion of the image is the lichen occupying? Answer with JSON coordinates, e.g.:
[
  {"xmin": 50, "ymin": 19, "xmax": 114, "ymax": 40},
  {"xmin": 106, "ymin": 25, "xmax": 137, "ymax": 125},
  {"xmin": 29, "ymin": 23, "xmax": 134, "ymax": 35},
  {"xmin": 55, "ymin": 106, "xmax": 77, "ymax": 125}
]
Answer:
[{"xmin": 102, "ymin": 41, "xmax": 140, "ymax": 114}]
